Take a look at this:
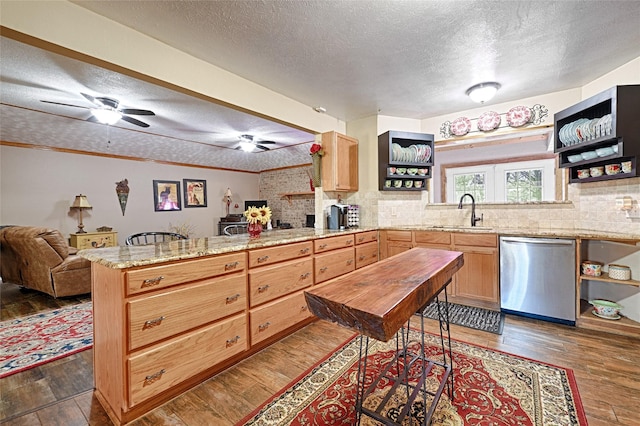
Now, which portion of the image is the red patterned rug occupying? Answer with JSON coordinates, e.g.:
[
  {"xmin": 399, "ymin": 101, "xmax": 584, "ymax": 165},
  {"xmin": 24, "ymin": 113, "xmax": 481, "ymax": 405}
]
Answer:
[
  {"xmin": 238, "ymin": 328, "xmax": 587, "ymax": 425},
  {"xmin": 0, "ymin": 302, "xmax": 93, "ymax": 378}
]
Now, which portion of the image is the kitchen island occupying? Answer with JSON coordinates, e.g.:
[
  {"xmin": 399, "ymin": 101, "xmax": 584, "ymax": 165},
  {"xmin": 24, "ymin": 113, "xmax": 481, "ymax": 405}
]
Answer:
[{"xmin": 79, "ymin": 227, "xmax": 379, "ymax": 425}]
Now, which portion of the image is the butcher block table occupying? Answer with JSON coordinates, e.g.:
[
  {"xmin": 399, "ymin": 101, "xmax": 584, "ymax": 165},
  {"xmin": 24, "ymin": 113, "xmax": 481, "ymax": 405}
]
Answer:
[{"xmin": 305, "ymin": 247, "xmax": 464, "ymax": 426}]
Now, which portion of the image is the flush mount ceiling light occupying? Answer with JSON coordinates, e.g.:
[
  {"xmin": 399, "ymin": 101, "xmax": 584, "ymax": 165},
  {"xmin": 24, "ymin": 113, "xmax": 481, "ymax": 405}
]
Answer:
[
  {"xmin": 91, "ymin": 108, "xmax": 122, "ymax": 125},
  {"xmin": 239, "ymin": 140, "xmax": 256, "ymax": 152},
  {"xmin": 466, "ymin": 82, "xmax": 501, "ymax": 104}
]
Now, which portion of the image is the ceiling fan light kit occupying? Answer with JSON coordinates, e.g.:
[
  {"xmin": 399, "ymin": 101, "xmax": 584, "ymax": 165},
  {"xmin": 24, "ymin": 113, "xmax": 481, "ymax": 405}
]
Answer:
[
  {"xmin": 239, "ymin": 140, "xmax": 257, "ymax": 152},
  {"xmin": 91, "ymin": 108, "xmax": 122, "ymax": 125},
  {"xmin": 466, "ymin": 82, "xmax": 501, "ymax": 104}
]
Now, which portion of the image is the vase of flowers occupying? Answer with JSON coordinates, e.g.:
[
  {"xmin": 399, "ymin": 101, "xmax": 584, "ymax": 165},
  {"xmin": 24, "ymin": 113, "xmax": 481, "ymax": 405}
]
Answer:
[
  {"xmin": 244, "ymin": 205, "xmax": 272, "ymax": 239},
  {"xmin": 310, "ymin": 143, "xmax": 324, "ymax": 188}
]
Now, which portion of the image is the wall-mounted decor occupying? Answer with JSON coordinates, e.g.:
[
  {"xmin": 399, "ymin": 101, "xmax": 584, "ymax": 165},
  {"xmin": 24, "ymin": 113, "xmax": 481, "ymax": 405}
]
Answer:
[
  {"xmin": 183, "ymin": 179, "xmax": 207, "ymax": 208},
  {"xmin": 153, "ymin": 180, "xmax": 181, "ymax": 212},
  {"xmin": 115, "ymin": 179, "xmax": 129, "ymax": 216},
  {"xmin": 439, "ymin": 104, "xmax": 548, "ymax": 139}
]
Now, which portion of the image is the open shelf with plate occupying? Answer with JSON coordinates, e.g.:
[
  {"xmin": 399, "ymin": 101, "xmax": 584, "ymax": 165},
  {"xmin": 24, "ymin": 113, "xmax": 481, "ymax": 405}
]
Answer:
[
  {"xmin": 554, "ymin": 85, "xmax": 640, "ymax": 183},
  {"xmin": 378, "ymin": 130, "xmax": 434, "ymax": 191},
  {"xmin": 577, "ymin": 237, "xmax": 640, "ymax": 338},
  {"xmin": 278, "ymin": 191, "xmax": 315, "ymax": 205}
]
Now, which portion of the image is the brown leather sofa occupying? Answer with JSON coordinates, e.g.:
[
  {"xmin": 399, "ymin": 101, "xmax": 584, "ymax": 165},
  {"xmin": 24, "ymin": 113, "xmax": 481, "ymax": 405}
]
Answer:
[{"xmin": 0, "ymin": 226, "xmax": 91, "ymax": 297}]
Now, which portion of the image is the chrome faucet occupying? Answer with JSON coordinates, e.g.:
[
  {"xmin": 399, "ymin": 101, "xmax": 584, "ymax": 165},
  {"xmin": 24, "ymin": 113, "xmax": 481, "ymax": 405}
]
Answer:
[{"xmin": 458, "ymin": 193, "xmax": 483, "ymax": 227}]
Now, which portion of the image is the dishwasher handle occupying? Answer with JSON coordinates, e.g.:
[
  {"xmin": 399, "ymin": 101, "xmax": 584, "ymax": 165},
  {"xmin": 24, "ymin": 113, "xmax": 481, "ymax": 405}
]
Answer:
[{"xmin": 500, "ymin": 236, "xmax": 575, "ymax": 245}]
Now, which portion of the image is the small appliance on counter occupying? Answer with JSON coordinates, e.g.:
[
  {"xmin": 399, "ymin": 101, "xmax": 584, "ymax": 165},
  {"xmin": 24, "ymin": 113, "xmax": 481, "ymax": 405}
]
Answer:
[
  {"xmin": 347, "ymin": 205, "xmax": 360, "ymax": 228},
  {"xmin": 328, "ymin": 204, "xmax": 349, "ymax": 230},
  {"xmin": 305, "ymin": 214, "xmax": 315, "ymax": 228}
]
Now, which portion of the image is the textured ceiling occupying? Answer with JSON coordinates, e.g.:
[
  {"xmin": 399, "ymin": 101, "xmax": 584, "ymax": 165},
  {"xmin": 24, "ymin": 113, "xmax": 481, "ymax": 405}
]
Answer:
[{"xmin": 2, "ymin": 1, "xmax": 639, "ymax": 172}]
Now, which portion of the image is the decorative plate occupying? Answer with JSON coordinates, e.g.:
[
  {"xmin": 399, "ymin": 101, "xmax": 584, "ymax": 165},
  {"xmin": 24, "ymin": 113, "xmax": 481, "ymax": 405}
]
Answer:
[
  {"xmin": 506, "ymin": 106, "xmax": 532, "ymax": 127},
  {"xmin": 477, "ymin": 111, "xmax": 501, "ymax": 131},
  {"xmin": 450, "ymin": 117, "xmax": 471, "ymax": 136}
]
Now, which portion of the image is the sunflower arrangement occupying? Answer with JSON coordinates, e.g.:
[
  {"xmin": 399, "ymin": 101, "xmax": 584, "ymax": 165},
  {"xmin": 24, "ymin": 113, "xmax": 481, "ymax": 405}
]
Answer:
[{"xmin": 244, "ymin": 205, "xmax": 272, "ymax": 225}]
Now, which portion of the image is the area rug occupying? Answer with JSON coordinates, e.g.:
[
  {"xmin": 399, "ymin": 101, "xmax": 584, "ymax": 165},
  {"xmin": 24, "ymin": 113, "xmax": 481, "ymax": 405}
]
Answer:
[
  {"xmin": 421, "ymin": 301, "xmax": 505, "ymax": 334},
  {"xmin": 0, "ymin": 302, "xmax": 93, "ymax": 378},
  {"xmin": 238, "ymin": 328, "xmax": 586, "ymax": 425}
]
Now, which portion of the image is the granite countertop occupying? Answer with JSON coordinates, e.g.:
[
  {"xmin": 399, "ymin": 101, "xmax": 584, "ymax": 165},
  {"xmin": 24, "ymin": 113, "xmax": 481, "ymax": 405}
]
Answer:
[
  {"xmin": 80, "ymin": 226, "xmax": 638, "ymax": 270},
  {"xmin": 79, "ymin": 227, "xmax": 376, "ymax": 269}
]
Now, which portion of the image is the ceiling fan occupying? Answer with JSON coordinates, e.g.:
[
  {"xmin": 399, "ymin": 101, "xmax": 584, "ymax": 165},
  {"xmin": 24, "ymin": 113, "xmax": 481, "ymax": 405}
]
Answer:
[
  {"xmin": 41, "ymin": 93, "xmax": 155, "ymax": 127},
  {"xmin": 235, "ymin": 134, "xmax": 276, "ymax": 152}
]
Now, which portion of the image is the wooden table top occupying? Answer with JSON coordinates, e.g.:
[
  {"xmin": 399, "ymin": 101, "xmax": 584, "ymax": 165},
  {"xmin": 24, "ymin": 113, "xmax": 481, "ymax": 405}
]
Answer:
[{"xmin": 304, "ymin": 248, "xmax": 464, "ymax": 342}]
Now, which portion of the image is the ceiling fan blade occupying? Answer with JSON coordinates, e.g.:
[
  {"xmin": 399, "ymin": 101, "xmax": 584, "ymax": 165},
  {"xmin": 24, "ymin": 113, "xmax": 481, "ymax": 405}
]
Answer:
[
  {"xmin": 121, "ymin": 115, "xmax": 150, "ymax": 128},
  {"xmin": 119, "ymin": 108, "xmax": 155, "ymax": 116},
  {"xmin": 255, "ymin": 144, "xmax": 271, "ymax": 151},
  {"xmin": 256, "ymin": 140, "xmax": 276, "ymax": 144},
  {"xmin": 40, "ymin": 100, "xmax": 90, "ymax": 109},
  {"xmin": 86, "ymin": 115, "xmax": 99, "ymax": 123},
  {"xmin": 80, "ymin": 92, "xmax": 101, "ymax": 106}
]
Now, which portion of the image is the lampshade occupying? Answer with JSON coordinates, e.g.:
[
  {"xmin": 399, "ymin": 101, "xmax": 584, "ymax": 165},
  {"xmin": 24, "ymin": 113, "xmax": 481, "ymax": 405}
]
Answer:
[
  {"xmin": 91, "ymin": 108, "xmax": 122, "ymax": 125},
  {"xmin": 466, "ymin": 82, "xmax": 501, "ymax": 104},
  {"xmin": 71, "ymin": 194, "xmax": 92, "ymax": 209},
  {"xmin": 224, "ymin": 188, "xmax": 233, "ymax": 198}
]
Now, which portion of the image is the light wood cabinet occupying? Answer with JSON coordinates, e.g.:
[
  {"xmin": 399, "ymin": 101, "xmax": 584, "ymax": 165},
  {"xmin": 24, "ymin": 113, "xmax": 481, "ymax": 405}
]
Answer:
[
  {"xmin": 355, "ymin": 241, "xmax": 378, "ymax": 269},
  {"xmin": 70, "ymin": 231, "xmax": 117, "ymax": 249},
  {"xmin": 249, "ymin": 290, "xmax": 313, "ymax": 345},
  {"xmin": 315, "ymin": 247, "xmax": 355, "ymax": 284},
  {"xmin": 248, "ymin": 257, "xmax": 313, "ymax": 307},
  {"xmin": 321, "ymin": 131, "xmax": 358, "ymax": 192}
]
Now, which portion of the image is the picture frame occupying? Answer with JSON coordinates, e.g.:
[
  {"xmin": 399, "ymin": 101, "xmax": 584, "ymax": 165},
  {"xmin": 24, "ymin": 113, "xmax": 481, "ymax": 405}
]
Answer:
[
  {"xmin": 183, "ymin": 178, "xmax": 207, "ymax": 208},
  {"xmin": 153, "ymin": 180, "xmax": 182, "ymax": 212}
]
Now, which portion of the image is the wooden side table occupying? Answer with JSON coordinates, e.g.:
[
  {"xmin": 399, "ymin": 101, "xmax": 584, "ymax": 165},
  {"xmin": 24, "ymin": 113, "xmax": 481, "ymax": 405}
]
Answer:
[{"xmin": 70, "ymin": 231, "xmax": 118, "ymax": 249}]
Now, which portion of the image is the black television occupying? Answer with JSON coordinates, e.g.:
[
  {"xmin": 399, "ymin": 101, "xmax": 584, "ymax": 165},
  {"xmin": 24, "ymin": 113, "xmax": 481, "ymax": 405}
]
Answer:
[{"xmin": 244, "ymin": 200, "xmax": 268, "ymax": 211}]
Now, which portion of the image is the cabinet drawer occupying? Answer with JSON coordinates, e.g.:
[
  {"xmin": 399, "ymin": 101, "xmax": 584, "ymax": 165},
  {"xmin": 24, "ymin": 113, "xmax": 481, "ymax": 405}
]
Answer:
[
  {"xmin": 315, "ymin": 247, "xmax": 355, "ymax": 284},
  {"xmin": 128, "ymin": 314, "xmax": 246, "ymax": 407},
  {"xmin": 414, "ymin": 231, "xmax": 451, "ymax": 245},
  {"xmin": 71, "ymin": 232, "xmax": 117, "ymax": 249},
  {"xmin": 128, "ymin": 274, "xmax": 246, "ymax": 351},
  {"xmin": 248, "ymin": 241, "xmax": 312, "ymax": 268},
  {"xmin": 314, "ymin": 235, "xmax": 355, "ymax": 253},
  {"xmin": 126, "ymin": 252, "xmax": 246, "ymax": 295},
  {"xmin": 248, "ymin": 258, "xmax": 313, "ymax": 307},
  {"xmin": 355, "ymin": 230, "xmax": 378, "ymax": 245},
  {"xmin": 355, "ymin": 241, "xmax": 378, "ymax": 269},
  {"xmin": 249, "ymin": 291, "xmax": 313, "ymax": 346},
  {"xmin": 385, "ymin": 230, "xmax": 412, "ymax": 242},
  {"xmin": 452, "ymin": 233, "xmax": 497, "ymax": 248}
]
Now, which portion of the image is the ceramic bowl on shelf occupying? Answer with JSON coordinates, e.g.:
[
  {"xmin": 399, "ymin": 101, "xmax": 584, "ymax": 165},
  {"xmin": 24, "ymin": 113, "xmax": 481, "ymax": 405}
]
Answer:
[
  {"xmin": 589, "ymin": 299, "xmax": 623, "ymax": 319},
  {"xmin": 404, "ymin": 180, "xmax": 413, "ymax": 188},
  {"xmin": 595, "ymin": 146, "xmax": 614, "ymax": 157},
  {"xmin": 407, "ymin": 168, "xmax": 418, "ymax": 175},
  {"xmin": 621, "ymin": 161, "xmax": 632, "ymax": 173},
  {"xmin": 605, "ymin": 164, "xmax": 621, "ymax": 175},
  {"xmin": 414, "ymin": 181, "xmax": 423, "ymax": 188},
  {"xmin": 608, "ymin": 264, "xmax": 631, "ymax": 281},
  {"xmin": 417, "ymin": 168, "xmax": 428, "ymax": 176},
  {"xmin": 393, "ymin": 180, "xmax": 402, "ymax": 188},
  {"xmin": 580, "ymin": 151, "xmax": 598, "ymax": 160},
  {"xmin": 396, "ymin": 168, "xmax": 406, "ymax": 175},
  {"xmin": 577, "ymin": 169, "xmax": 590, "ymax": 179},
  {"xmin": 581, "ymin": 260, "xmax": 603, "ymax": 276},
  {"xmin": 589, "ymin": 166, "xmax": 604, "ymax": 177},
  {"xmin": 567, "ymin": 154, "xmax": 583, "ymax": 163}
]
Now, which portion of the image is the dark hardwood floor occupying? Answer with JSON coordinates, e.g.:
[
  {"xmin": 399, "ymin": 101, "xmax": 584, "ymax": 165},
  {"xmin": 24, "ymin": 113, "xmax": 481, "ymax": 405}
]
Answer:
[{"xmin": 1, "ymin": 280, "xmax": 639, "ymax": 425}]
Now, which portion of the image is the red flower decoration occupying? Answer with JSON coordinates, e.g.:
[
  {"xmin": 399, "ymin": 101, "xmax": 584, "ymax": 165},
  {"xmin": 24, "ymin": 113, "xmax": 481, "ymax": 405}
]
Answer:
[{"xmin": 310, "ymin": 143, "xmax": 324, "ymax": 156}]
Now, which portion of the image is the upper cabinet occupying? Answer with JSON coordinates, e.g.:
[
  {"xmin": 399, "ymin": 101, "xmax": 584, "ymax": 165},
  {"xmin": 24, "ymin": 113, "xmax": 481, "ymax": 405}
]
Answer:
[
  {"xmin": 321, "ymin": 131, "xmax": 359, "ymax": 192},
  {"xmin": 378, "ymin": 130, "xmax": 434, "ymax": 191},
  {"xmin": 554, "ymin": 85, "xmax": 640, "ymax": 183}
]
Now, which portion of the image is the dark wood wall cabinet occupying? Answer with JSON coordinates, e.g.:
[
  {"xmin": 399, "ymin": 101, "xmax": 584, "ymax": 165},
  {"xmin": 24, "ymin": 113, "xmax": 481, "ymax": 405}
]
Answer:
[
  {"xmin": 378, "ymin": 130, "xmax": 434, "ymax": 191},
  {"xmin": 554, "ymin": 85, "xmax": 640, "ymax": 183}
]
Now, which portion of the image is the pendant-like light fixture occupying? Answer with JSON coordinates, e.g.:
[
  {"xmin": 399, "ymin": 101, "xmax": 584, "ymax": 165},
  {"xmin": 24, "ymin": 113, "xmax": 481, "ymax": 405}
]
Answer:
[
  {"xmin": 91, "ymin": 108, "xmax": 122, "ymax": 125},
  {"xmin": 466, "ymin": 82, "xmax": 501, "ymax": 104}
]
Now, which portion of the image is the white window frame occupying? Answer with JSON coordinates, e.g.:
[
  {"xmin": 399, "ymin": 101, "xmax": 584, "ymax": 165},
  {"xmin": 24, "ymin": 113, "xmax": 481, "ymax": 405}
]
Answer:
[{"xmin": 445, "ymin": 158, "xmax": 556, "ymax": 203}]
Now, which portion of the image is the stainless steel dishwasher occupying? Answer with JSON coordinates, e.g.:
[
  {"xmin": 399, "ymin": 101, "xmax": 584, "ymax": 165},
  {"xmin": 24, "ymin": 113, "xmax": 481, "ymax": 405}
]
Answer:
[{"xmin": 500, "ymin": 236, "xmax": 576, "ymax": 325}]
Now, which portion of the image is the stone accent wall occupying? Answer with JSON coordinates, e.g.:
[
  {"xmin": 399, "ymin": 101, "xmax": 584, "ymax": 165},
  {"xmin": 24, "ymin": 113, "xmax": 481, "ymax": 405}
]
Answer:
[{"xmin": 259, "ymin": 166, "xmax": 315, "ymax": 229}]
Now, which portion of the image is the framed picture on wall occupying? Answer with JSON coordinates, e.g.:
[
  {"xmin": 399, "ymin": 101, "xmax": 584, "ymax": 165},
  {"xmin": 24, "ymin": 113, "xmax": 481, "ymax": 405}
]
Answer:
[
  {"xmin": 153, "ymin": 180, "xmax": 182, "ymax": 212},
  {"xmin": 183, "ymin": 178, "xmax": 207, "ymax": 208}
]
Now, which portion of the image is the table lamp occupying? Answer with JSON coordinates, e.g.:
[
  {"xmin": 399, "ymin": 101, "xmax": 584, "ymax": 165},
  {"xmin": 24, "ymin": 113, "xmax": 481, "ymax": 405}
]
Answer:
[
  {"xmin": 223, "ymin": 188, "xmax": 232, "ymax": 217},
  {"xmin": 71, "ymin": 194, "xmax": 92, "ymax": 233}
]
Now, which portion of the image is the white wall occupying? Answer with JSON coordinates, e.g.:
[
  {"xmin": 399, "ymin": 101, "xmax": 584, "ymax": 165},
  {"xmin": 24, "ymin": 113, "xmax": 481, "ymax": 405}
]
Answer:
[{"xmin": 0, "ymin": 146, "xmax": 260, "ymax": 243}]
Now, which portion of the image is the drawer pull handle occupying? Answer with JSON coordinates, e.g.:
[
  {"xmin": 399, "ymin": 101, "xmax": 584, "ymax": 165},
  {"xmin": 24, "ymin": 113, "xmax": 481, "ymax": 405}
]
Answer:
[
  {"xmin": 226, "ymin": 335, "xmax": 241, "ymax": 347},
  {"xmin": 358, "ymin": 236, "xmax": 365, "ymax": 242},
  {"xmin": 226, "ymin": 293, "xmax": 241, "ymax": 303},
  {"xmin": 258, "ymin": 285, "xmax": 270, "ymax": 293},
  {"xmin": 257, "ymin": 255, "xmax": 270, "ymax": 263},
  {"xmin": 143, "ymin": 316, "xmax": 165, "ymax": 329},
  {"xmin": 224, "ymin": 261, "xmax": 240, "ymax": 271},
  {"xmin": 319, "ymin": 243, "xmax": 327, "ymax": 249},
  {"xmin": 141, "ymin": 276, "xmax": 164, "ymax": 288},
  {"xmin": 300, "ymin": 272, "xmax": 311, "ymax": 279},
  {"xmin": 320, "ymin": 267, "xmax": 328, "ymax": 273},
  {"xmin": 301, "ymin": 306, "xmax": 308, "ymax": 312},
  {"xmin": 144, "ymin": 369, "xmax": 166, "ymax": 386},
  {"xmin": 359, "ymin": 255, "xmax": 366, "ymax": 261},
  {"xmin": 346, "ymin": 239, "xmax": 353, "ymax": 245},
  {"xmin": 258, "ymin": 322, "xmax": 271, "ymax": 332},
  {"xmin": 300, "ymin": 247, "xmax": 310, "ymax": 254},
  {"xmin": 347, "ymin": 259, "xmax": 353, "ymax": 265}
]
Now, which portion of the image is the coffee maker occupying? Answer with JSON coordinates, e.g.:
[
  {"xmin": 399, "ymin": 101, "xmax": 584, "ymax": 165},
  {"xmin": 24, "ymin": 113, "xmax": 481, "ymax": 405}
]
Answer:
[{"xmin": 328, "ymin": 204, "xmax": 349, "ymax": 230}]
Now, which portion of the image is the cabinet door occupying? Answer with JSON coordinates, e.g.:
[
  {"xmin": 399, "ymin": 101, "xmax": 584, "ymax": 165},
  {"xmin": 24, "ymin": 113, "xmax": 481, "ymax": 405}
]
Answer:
[
  {"xmin": 321, "ymin": 131, "xmax": 358, "ymax": 191},
  {"xmin": 453, "ymin": 246, "xmax": 498, "ymax": 303},
  {"xmin": 355, "ymin": 241, "xmax": 378, "ymax": 269},
  {"xmin": 387, "ymin": 241, "xmax": 413, "ymax": 258}
]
